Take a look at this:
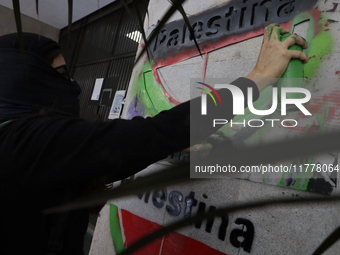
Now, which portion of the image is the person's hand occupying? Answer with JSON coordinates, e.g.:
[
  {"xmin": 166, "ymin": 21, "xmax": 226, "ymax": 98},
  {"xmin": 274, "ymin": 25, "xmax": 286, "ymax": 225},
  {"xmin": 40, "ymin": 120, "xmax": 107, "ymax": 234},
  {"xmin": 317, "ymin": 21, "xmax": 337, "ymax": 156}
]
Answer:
[
  {"xmin": 182, "ymin": 143, "xmax": 212, "ymax": 153},
  {"xmin": 246, "ymin": 23, "xmax": 309, "ymax": 92}
]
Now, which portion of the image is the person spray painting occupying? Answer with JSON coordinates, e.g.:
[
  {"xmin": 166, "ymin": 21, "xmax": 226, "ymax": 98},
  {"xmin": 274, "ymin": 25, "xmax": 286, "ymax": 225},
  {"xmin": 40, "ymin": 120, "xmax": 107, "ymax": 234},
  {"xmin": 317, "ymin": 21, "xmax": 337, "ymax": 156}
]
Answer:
[{"xmin": 0, "ymin": 24, "xmax": 308, "ymax": 254}]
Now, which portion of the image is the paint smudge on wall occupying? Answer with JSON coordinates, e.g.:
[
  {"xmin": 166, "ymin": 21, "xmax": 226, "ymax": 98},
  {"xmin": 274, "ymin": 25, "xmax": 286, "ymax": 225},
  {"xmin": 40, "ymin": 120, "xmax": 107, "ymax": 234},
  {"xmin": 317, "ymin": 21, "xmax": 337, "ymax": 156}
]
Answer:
[
  {"xmin": 125, "ymin": 61, "xmax": 173, "ymax": 119},
  {"xmin": 304, "ymin": 17, "xmax": 333, "ymax": 78},
  {"xmin": 122, "ymin": 0, "xmax": 339, "ymax": 195},
  {"xmin": 110, "ymin": 204, "xmax": 233, "ymax": 255},
  {"xmin": 325, "ymin": 2, "xmax": 338, "ymax": 12}
]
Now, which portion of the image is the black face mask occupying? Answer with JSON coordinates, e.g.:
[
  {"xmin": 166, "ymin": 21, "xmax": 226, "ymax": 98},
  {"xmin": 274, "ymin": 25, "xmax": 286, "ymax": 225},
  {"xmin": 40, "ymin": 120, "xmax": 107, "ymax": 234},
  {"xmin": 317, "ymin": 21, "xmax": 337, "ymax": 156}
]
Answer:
[{"xmin": 0, "ymin": 33, "xmax": 81, "ymax": 122}]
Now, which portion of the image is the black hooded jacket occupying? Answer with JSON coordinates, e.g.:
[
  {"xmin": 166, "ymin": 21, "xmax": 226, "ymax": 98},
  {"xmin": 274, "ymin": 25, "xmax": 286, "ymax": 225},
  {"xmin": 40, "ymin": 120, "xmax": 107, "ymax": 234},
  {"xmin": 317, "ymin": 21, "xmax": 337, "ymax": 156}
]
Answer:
[{"xmin": 0, "ymin": 33, "xmax": 259, "ymax": 254}]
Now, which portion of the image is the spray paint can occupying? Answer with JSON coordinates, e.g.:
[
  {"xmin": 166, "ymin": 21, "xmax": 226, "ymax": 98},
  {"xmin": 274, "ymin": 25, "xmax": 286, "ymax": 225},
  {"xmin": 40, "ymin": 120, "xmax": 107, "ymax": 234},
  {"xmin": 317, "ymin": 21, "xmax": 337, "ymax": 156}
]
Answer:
[{"xmin": 277, "ymin": 33, "xmax": 304, "ymax": 100}]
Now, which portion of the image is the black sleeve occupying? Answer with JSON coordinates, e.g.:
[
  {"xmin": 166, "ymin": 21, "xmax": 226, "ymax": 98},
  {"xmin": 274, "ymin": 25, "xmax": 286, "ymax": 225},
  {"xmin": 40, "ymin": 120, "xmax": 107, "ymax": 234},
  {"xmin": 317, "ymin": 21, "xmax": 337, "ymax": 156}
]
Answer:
[{"xmin": 7, "ymin": 78, "xmax": 258, "ymax": 183}]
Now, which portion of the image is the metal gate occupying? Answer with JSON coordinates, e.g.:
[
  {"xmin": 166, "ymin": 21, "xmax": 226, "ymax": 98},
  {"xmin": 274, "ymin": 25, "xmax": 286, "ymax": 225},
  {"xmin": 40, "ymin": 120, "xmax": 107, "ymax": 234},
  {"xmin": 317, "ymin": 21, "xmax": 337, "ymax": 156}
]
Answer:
[{"xmin": 58, "ymin": 0, "xmax": 149, "ymax": 121}]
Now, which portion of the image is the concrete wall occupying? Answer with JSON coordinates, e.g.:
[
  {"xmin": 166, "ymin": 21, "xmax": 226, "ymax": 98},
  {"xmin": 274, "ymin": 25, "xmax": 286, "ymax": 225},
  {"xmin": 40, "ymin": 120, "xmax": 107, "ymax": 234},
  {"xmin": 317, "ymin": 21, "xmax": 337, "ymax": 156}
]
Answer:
[
  {"xmin": 0, "ymin": 4, "xmax": 59, "ymax": 41},
  {"xmin": 91, "ymin": 0, "xmax": 340, "ymax": 254}
]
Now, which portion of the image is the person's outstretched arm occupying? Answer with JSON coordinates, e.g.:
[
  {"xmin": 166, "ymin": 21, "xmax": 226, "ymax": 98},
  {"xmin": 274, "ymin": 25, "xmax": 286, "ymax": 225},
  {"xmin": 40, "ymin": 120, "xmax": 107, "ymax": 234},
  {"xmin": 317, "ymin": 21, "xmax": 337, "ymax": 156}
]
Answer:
[{"xmin": 0, "ymin": 24, "xmax": 308, "ymax": 185}]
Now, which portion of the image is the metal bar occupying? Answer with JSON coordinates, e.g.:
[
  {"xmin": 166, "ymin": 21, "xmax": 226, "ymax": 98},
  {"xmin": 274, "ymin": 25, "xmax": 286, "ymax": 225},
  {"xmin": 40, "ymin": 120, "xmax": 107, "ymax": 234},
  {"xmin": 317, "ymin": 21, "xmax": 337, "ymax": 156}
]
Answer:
[
  {"xmin": 75, "ymin": 51, "xmax": 136, "ymax": 67},
  {"xmin": 98, "ymin": 7, "xmax": 125, "ymax": 119},
  {"xmin": 69, "ymin": 18, "xmax": 87, "ymax": 77},
  {"xmin": 102, "ymin": 7, "xmax": 124, "ymax": 79},
  {"xmin": 110, "ymin": 8, "xmax": 124, "ymax": 56},
  {"xmin": 59, "ymin": 0, "xmax": 134, "ymax": 37},
  {"xmin": 60, "ymin": 0, "xmax": 150, "ymax": 122}
]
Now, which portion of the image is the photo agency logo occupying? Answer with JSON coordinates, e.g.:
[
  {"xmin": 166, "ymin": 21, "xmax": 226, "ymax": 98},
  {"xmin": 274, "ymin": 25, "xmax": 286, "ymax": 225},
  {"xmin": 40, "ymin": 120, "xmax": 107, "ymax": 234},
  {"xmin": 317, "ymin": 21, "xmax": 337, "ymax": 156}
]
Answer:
[{"xmin": 197, "ymin": 82, "xmax": 312, "ymax": 128}]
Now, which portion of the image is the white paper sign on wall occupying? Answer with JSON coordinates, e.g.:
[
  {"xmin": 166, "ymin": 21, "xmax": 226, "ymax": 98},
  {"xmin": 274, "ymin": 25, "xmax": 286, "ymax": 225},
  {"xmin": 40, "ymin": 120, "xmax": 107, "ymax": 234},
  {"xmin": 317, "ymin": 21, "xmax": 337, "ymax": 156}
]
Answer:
[
  {"xmin": 109, "ymin": 90, "xmax": 126, "ymax": 119},
  {"xmin": 91, "ymin": 78, "xmax": 104, "ymax": 101}
]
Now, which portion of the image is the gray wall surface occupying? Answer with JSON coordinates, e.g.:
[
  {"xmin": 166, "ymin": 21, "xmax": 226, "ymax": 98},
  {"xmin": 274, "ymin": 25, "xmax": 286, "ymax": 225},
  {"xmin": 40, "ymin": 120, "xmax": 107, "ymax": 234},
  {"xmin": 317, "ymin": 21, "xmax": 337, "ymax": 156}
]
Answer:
[
  {"xmin": 91, "ymin": 0, "xmax": 340, "ymax": 254},
  {"xmin": 0, "ymin": 4, "xmax": 59, "ymax": 41}
]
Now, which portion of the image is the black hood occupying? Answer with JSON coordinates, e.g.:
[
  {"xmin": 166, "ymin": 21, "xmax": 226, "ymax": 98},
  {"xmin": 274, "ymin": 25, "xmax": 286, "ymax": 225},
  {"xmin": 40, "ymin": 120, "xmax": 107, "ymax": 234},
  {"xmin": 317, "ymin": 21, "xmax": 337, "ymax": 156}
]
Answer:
[{"xmin": 0, "ymin": 33, "xmax": 81, "ymax": 122}]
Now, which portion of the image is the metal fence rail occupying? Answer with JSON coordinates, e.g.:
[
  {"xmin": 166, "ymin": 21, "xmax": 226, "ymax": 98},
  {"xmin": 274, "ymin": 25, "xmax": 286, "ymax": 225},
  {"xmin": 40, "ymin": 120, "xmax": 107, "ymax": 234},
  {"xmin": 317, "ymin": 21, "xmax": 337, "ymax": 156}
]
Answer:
[{"xmin": 59, "ymin": 0, "xmax": 149, "ymax": 121}]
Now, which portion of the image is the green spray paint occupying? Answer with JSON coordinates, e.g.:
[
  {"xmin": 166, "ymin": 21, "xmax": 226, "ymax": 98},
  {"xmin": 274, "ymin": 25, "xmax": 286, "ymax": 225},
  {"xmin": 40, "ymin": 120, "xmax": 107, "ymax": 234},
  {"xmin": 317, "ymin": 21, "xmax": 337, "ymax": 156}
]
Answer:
[
  {"xmin": 316, "ymin": 102, "xmax": 330, "ymax": 131},
  {"xmin": 110, "ymin": 204, "xmax": 125, "ymax": 254},
  {"xmin": 127, "ymin": 61, "xmax": 173, "ymax": 117},
  {"xmin": 274, "ymin": 11, "xmax": 334, "ymax": 191},
  {"xmin": 277, "ymin": 156, "xmax": 315, "ymax": 190},
  {"xmin": 124, "ymin": 11, "xmax": 334, "ymax": 193},
  {"xmin": 128, "ymin": 13, "xmax": 332, "ymax": 118},
  {"xmin": 289, "ymin": 12, "xmax": 333, "ymax": 78},
  {"xmin": 304, "ymin": 17, "xmax": 333, "ymax": 78},
  {"xmin": 227, "ymin": 12, "xmax": 334, "ymax": 191},
  {"xmin": 144, "ymin": 70, "xmax": 173, "ymax": 112},
  {"xmin": 292, "ymin": 156, "xmax": 315, "ymax": 190},
  {"xmin": 279, "ymin": 102, "xmax": 330, "ymax": 191},
  {"xmin": 290, "ymin": 12, "xmax": 315, "ymax": 56}
]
